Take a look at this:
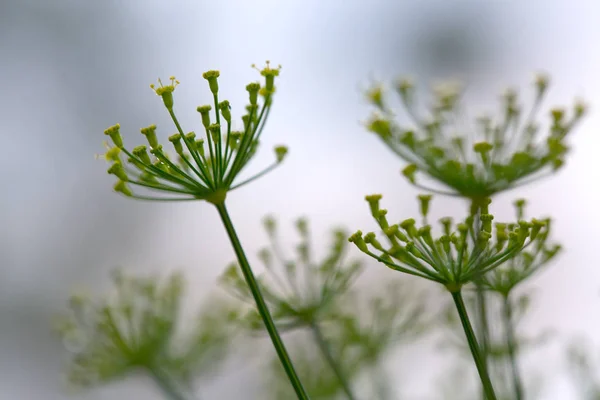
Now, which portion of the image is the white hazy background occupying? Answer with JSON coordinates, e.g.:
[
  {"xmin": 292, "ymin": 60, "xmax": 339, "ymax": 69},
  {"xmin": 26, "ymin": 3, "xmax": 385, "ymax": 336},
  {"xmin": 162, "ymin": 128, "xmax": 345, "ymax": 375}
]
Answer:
[{"xmin": 2, "ymin": 0, "xmax": 600, "ymax": 399}]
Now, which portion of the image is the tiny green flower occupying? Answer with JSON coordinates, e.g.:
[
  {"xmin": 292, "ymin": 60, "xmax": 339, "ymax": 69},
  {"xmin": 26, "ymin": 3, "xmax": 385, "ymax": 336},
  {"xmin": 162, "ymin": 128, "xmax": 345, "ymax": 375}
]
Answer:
[
  {"xmin": 202, "ymin": 70, "xmax": 220, "ymax": 94},
  {"xmin": 150, "ymin": 76, "xmax": 180, "ymax": 110},
  {"xmin": 349, "ymin": 194, "xmax": 548, "ymax": 291},
  {"xmin": 100, "ymin": 62, "xmax": 285, "ymax": 205},
  {"xmin": 364, "ymin": 74, "xmax": 587, "ymax": 198}
]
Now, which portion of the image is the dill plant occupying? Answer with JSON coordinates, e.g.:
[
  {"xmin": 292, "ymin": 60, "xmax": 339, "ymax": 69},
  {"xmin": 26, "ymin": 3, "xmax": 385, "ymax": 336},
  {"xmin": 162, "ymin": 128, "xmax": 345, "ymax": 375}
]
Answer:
[
  {"xmin": 54, "ymin": 61, "xmax": 590, "ymax": 400},
  {"xmin": 352, "ymin": 74, "xmax": 586, "ymax": 400}
]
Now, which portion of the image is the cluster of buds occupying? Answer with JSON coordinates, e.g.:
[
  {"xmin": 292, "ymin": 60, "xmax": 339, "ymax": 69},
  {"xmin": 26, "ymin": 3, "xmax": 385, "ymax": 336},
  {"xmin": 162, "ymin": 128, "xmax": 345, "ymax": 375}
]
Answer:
[
  {"xmin": 480, "ymin": 199, "xmax": 561, "ymax": 296},
  {"xmin": 101, "ymin": 62, "xmax": 286, "ymax": 205},
  {"xmin": 53, "ymin": 271, "xmax": 234, "ymax": 388},
  {"xmin": 365, "ymin": 74, "xmax": 587, "ymax": 198},
  {"xmin": 220, "ymin": 216, "xmax": 363, "ymax": 332},
  {"xmin": 349, "ymin": 194, "xmax": 549, "ymax": 292}
]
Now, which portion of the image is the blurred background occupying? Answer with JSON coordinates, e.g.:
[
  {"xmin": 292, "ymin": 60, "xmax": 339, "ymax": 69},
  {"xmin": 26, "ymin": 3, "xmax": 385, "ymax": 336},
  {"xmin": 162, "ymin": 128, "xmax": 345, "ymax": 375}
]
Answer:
[{"xmin": 1, "ymin": 0, "xmax": 600, "ymax": 398}]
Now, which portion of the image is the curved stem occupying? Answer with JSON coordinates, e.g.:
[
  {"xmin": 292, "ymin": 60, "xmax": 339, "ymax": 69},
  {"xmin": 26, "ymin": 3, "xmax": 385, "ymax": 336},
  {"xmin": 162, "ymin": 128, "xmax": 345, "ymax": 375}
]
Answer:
[
  {"xmin": 215, "ymin": 202, "xmax": 310, "ymax": 400},
  {"xmin": 450, "ymin": 290, "xmax": 497, "ymax": 400},
  {"xmin": 310, "ymin": 321, "xmax": 357, "ymax": 400},
  {"xmin": 148, "ymin": 366, "xmax": 193, "ymax": 400},
  {"xmin": 502, "ymin": 294, "xmax": 525, "ymax": 400}
]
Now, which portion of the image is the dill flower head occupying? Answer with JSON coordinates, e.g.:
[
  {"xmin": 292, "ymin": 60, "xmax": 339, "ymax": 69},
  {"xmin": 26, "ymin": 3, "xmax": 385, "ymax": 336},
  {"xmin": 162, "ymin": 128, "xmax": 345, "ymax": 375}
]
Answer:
[
  {"xmin": 364, "ymin": 74, "xmax": 587, "ymax": 198},
  {"xmin": 219, "ymin": 216, "xmax": 363, "ymax": 333},
  {"xmin": 100, "ymin": 62, "xmax": 286, "ymax": 205},
  {"xmin": 53, "ymin": 270, "xmax": 235, "ymax": 388},
  {"xmin": 480, "ymin": 198, "xmax": 561, "ymax": 296},
  {"xmin": 349, "ymin": 194, "xmax": 549, "ymax": 292}
]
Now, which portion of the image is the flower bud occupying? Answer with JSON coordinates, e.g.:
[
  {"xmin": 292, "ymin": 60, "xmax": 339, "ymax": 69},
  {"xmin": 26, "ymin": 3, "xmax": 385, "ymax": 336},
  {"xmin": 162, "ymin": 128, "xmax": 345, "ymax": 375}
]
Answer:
[
  {"xmin": 150, "ymin": 76, "xmax": 179, "ymax": 110},
  {"xmin": 196, "ymin": 105, "xmax": 212, "ymax": 129},
  {"xmin": 114, "ymin": 180, "xmax": 132, "ymax": 196},
  {"xmin": 202, "ymin": 70, "xmax": 220, "ymax": 94},
  {"xmin": 402, "ymin": 164, "xmax": 418, "ymax": 184},
  {"xmin": 140, "ymin": 125, "xmax": 159, "ymax": 149},
  {"xmin": 168, "ymin": 133, "xmax": 184, "ymax": 154},
  {"xmin": 365, "ymin": 194, "xmax": 383, "ymax": 217},
  {"xmin": 132, "ymin": 145, "xmax": 152, "ymax": 165},
  {"xmin": 246, "ymin": 82, "xmax": 260, "ymax": 106},
  {"xmin": 219, "ymin": 100, "xmax": 232, "ymax": 123},
  {"xmin": 349, "ymin": 231, "xmax": 369, "ymax": 253},
  {"xmin": 256, "ymin": 61, "xmax": 281, "ymax": 93},
  {"xmin": 107, "ymin": 162, "xmax": 128, "ymax": 181},
  {"xmin": 418, "ymin": 194, "xmax": 432, "ymax": 218},
  {"xmin": 274, "ymin": 145, "xmax": 288, "ymax": 162},
  {"xmin": 104, "ymin": 124, "xmax": 123, "ymax": 148}
]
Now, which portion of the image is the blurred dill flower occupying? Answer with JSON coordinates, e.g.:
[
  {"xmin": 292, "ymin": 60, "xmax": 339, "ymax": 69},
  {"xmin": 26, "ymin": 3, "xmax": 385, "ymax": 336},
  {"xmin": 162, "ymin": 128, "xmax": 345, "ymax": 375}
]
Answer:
[
  {"xmin": 480, "ymin": 199, "xmax": 561, "ymax": 296},
  {"xmin": 568, "ymin": 340, "xmax": 600, "ymax": 400},
  {"xmin": 53, "ymin": 270, "xmax": 236, "ymax": 397},
  {"xmin": 364, "ymin": 74, "xmax": 587, "ymax": 198},
  {"xmin": 100, "ymin": 62, "xmax": 285, "ymax": 205},
  {"xmin": 266, "ymin": 279, "xmax": 430, "ymax": 400},
  {"xmin": 349, "ymin": 194, "xmax": 547, "ymax": 292},
  {"xmin": 337, "ymin": 279, "xmax": 430, "ymax": 366},
  {"xmin": 220, "ymin": 216, "xmax": 364, "ymax": 399},
  {"xmin": 220, "ymin": 216, "xmax": 363, "ymax": 332}
]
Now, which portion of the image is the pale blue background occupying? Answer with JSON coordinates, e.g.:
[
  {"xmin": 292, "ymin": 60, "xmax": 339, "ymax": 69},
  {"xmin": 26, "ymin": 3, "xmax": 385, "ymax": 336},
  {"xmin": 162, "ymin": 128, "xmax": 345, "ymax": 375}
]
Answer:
[{"xmin": 2, "ymin": 0, "xmax": 600, "ymax": 398}]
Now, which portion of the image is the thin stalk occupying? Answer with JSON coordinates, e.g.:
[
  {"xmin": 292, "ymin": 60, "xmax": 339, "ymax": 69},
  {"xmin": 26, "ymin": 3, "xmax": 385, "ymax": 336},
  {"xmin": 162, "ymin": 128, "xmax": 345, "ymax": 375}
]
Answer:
[
  {"xmin": 215, "ymin": 202, "xmax": 310, "ymax": 400},
  {"xmin": 502, "ymin": 294, "xmax": 525, "ymax": 400},
  {"xmin": 472, "ymin": 208, "xmax": 491, "ymax": 400},
  {"xmin": 148, "ymin": 366, "xmax": 192, "ymax": 400},
  {"xmin": 310, "ymin": 321, "xmax": 357, "ymax": 400},
  {"xmin": 451, "ymin": 290, "xmax": 498, "ymax": 400},
  {"xmin": 475, "ymin": 281, "xmax": 491, "ymax": 369}
]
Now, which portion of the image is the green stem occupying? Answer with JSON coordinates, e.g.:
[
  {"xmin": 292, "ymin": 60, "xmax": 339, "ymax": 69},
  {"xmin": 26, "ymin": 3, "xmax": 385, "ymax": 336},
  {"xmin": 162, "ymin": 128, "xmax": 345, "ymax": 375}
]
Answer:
[
  {"xmin": 502, "ymin": 294, "xmax": 525, "ymax": 400},
  {"xmin": 475, "ymin": 282, "xmax": 491, "ymax": 373},
  {"xmin": 310, "ymin": 321, "xmax": 357, "ymax": 400},
  {"xmin": 148, "ymin": 366, "xmax": 192, "ymax": 400},
  {"xmin": 215, "ymin": 202, "xmax": 310, "ymax": 400},
  {"xmin": 450, "ymin": 290, "xmax": 497, "ymax": 400}
]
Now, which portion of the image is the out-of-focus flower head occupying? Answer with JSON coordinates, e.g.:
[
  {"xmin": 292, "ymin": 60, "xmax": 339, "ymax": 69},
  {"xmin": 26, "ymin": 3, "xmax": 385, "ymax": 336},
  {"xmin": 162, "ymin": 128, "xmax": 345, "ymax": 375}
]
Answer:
[
  {"xmin": 53, "ymin": 270, "xmax": 236, "ymax": 389},
  {"xmin": 364, "ymin": 74, "xmax": 587, "ymax": 198},
  {"xmin": 220, "ymin": 216, "xmax": 363, "ymax": 333}
]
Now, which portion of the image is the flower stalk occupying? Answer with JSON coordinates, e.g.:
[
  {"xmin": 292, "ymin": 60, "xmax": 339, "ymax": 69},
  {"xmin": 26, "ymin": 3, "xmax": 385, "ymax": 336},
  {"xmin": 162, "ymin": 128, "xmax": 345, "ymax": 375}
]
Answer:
[
  {"xmin": 502, "ymin": 294, "xmax": 525, "ymax": 400},
  {"xmin": 451, "ymin": 290, "xmax": 498, "ymax": 400},
  {"xmin": 216, "ymin": 203, "xmax": 310, "ymax": 400},
  {"xmin": 310, "ymin": 321, "xmax": 357, "ymax": 400}
]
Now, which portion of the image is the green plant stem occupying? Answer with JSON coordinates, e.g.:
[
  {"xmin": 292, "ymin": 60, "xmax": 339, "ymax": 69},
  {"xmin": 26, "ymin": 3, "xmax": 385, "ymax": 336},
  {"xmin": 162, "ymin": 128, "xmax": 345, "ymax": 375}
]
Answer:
[
  {"xmin": 502, "ymin": 294, "xmax": 525, "ymax": 400},
  {"xmin": 451, "ymin": 290, "xmax": 498, "ymax": 400},
  {"xmin": 475, "ymin": 280, "xmax": 491, "ymax": 400},
  {"xmin": 148, "ymin": 366, "xmax": 192, "ymax": 400},
  {"xmin": 216, "ymin": 202, "xmax": 310, "ymax": 400},
  {"xmin": 310, "ymin": 321, "xmax": 357, "ymax": 400}
]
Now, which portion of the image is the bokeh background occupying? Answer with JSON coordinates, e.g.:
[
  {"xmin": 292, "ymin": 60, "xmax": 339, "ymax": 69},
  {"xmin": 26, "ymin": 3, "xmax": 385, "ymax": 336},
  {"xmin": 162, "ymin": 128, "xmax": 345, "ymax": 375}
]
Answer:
[{"xmin": 2, "ymin": 0, "xmax": 600, "ymax": 398}]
